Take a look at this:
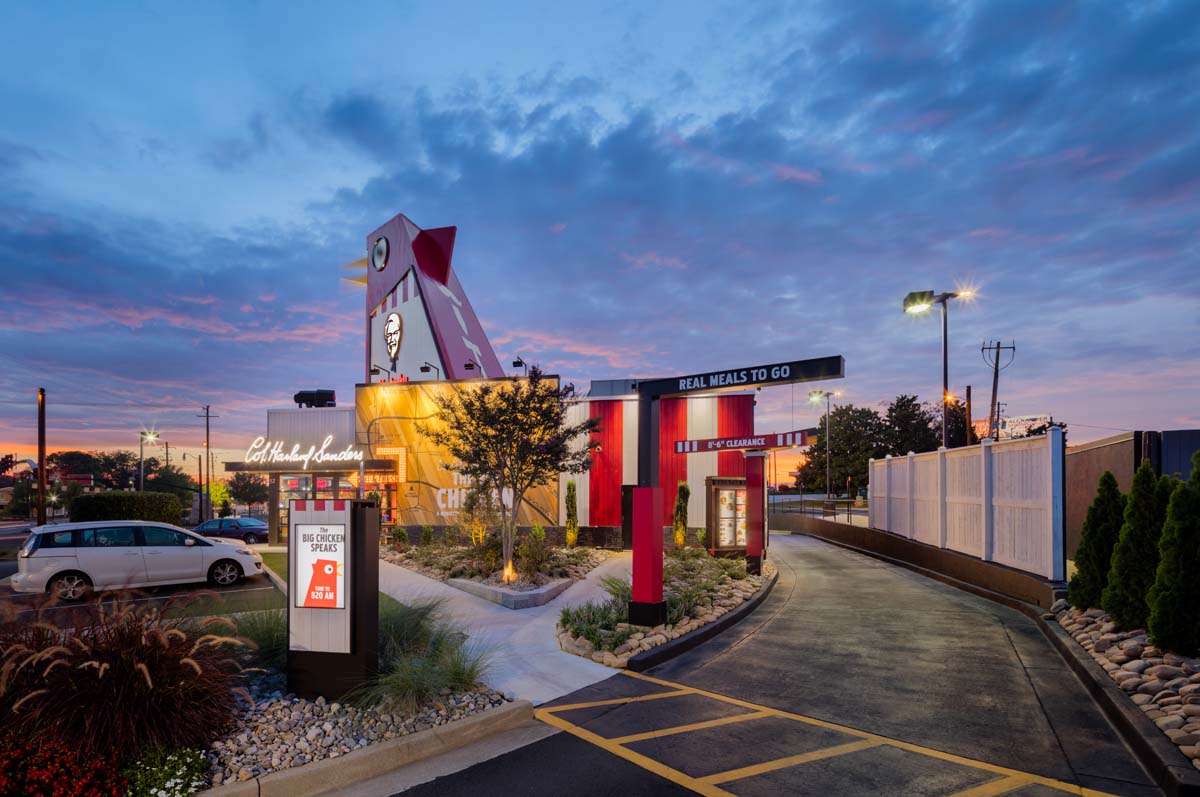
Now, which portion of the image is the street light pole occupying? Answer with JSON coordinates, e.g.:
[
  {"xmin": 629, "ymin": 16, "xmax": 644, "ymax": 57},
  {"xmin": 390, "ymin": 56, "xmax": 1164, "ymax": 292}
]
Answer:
[
  {"xmin": 904, "ymin": 289, "xmax": 975, "ymax": 448},
  {"xmin": 809, "ymin": 390, "xmax": 836, "ymax": 499},
  {"xmin": 940, "ymin": 298, "xmax": 949, "ymax": 449},
  {"xmin": 138, "ymin": 431, "xmax": 158, "ymax": 492}
]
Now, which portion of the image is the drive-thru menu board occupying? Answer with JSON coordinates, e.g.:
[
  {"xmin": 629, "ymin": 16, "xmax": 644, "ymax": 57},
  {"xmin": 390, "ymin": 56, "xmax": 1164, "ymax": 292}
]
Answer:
[
  {"xmin": 294, "ymin": 524, "xmax": 345, "ymax": 609},
  {"xmin": 707, "ymin": 476, "xmax": 748, "ymax": 553}
]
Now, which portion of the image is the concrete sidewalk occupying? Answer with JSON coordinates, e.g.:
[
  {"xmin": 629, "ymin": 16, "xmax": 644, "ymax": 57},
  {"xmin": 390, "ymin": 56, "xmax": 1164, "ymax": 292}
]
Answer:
[{"xmin": 377, "ymin": 553, "xmax": 631, "ymax": 706}]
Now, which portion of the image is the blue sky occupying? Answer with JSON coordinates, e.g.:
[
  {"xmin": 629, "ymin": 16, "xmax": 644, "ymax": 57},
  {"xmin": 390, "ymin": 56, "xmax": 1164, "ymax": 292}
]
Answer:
[{"xmin": 1, "ymin": 0, "xmax": 1198, "ymax": 463}]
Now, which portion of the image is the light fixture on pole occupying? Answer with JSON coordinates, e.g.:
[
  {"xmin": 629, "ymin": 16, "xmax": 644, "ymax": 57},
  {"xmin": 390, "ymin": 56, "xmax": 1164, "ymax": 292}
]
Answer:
[
  {"xmin": 903, "ymin": 289, "xmax": 973, "ymax": 448},
  {"xmin": 809, "ymin": 390, "xmax": 836, "ymax": 499},
  {"xmin": 419, "ymin": 361, "xmax": 441, "ymax": 379},
  {"xmin": 463, "ymin": 358, "xmax": 480, "ymax": 372},
  {"xmin": 138, "ymin": 430, "xmax": 159, "ymax": 492},
  {"xmin": 511, "ymin": 356, "xmax": 528, "ymax": 376}
]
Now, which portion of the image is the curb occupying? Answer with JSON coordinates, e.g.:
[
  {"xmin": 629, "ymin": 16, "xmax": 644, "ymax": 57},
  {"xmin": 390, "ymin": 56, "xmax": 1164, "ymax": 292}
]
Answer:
[
  {"xmin": 1038, "ymin": 617, "xmax": 1200, "ymax": 797},
  {"xmin": 625, "ymin": 568, "xmax": 780, "ymax": 672},
  {"xmin": 261, "ymin": 562, "xmax": 286, "ymax": 595},
  {"xmin": 796, "ymin": 532, "xmax": 1200, "ymax": 796},
  {"xmin": 197, "ymin": 699, "xmax": 533, "ymax": 797}
]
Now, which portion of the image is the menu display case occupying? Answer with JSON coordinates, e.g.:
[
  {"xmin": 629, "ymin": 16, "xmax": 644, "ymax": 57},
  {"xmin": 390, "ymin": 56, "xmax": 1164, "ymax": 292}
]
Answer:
[{"xmin": 706, "ymin": 476, "xmax": 748, "ymax": 555}]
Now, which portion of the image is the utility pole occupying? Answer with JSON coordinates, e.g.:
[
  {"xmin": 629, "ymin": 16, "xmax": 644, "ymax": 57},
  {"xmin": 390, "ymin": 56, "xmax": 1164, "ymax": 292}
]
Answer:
[
  {"xmin": 37, "ymin": 388, "xmax": 47, "ymax": 526},
  {"xmin": 965, "ymin": 385, "xmax": 974, "ymax": 446},
  {"xmin": 163, "ymin": 441, "xmax": 170, "ymax": 469},
  {"xmin": 197, "ymin": 406, "xmax": 218, "ymax": 521},
  {"xmin": 982, "ymin": 341, "xmax": 1016, "ymax": 441}
]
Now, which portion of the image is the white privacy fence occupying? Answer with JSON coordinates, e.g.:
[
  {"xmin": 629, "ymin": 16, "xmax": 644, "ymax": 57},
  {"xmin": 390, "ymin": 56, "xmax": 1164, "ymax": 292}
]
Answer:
[{"xmin": 867, "ymin": 427, "xmax": 1065, "ymax": 581}]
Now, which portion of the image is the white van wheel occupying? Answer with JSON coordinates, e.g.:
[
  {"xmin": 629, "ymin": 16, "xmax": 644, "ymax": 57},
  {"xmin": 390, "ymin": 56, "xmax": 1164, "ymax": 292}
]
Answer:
[{"xmin": 49, "ymin": 572, "xmax": 92, "ymax": 601}]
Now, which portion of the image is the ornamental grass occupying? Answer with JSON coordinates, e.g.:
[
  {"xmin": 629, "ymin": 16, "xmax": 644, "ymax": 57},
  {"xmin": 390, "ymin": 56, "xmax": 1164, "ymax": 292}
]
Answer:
[{"xmin": 0, "ymin": 591, "xmax": 251, "ymax": 763}]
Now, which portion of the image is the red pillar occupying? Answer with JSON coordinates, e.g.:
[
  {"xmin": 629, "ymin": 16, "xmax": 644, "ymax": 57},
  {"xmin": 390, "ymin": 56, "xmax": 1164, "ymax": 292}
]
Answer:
[
  {"xmin": 744, "ymin": 452, "xmax": 767, "ymax": 575},
  {"xmin": 629, "ymin": 486, "xmax": 666, "ymax": 627}
]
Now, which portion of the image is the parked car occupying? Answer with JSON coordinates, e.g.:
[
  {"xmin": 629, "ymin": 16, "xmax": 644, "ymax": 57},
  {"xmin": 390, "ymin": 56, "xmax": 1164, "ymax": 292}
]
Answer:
[
  {"xmin": 10, "ymin": 520, "xmax": 264, "ymax": 601},
  {"xmin": 193, "ymin": 517, "xmax": 269, "ymax": 544}
]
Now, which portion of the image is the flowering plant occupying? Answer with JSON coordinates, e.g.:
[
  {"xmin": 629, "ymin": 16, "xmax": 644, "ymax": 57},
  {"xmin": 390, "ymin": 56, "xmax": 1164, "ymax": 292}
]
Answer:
[
  {"xmin": 123, "ymin": 748, "xmax": 209, "ymax": 797},
  {"xmin": 0, "ymin": 732, "xmax": 125, "ymax": 796}
]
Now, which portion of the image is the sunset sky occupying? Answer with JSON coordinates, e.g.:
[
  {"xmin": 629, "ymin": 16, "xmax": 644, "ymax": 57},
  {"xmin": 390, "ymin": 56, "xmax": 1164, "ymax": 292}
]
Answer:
[{"xmin": 1, "ymin": 1, "xmax": 1197, "ymax": 478}]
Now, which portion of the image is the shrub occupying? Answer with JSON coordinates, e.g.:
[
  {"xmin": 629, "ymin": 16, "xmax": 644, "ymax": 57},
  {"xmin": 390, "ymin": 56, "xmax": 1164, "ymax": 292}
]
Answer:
[
  {"xmin": 235, "ymin": 609, "xmax": 287, "ymax": 671},
  {"xmin": 517, "ymin": 525, "xmax": 550, "ymax": 577},
  {"xmin": 1149, "ymin": 452, "xmax": 1200, "ymax": 654},
  {"xmin": 1103, "ymin": 461, "xmax": 1164, "ymax": 629},
  {"xmin": 461, "ymin": 484, "xmax": 500, "ymax": 548},
  {"xmin": 352, "ymin": 599, "xmax": 489, "ymax": 714},
  {"xmin": 565, "ymin": 480, "xmax": 579, "ymax": 548},
  {"xmin": 0, "ymin": 732, "xmax": 126, "ymax": 796},
  {"xmin": 442, "ymin": 525, "xmax": 461, "ymax": 546},
  {"xmin": 123, "ymin": 747, "xmax": 208, "ymax": 797},
  {"xmin": 1067, "ymin": 471, "xmax": 1126, "ymax": 609},
  {"xmin": 69, "ymin": 491, "xmax": 183, "ymax": 525},
  {"xmin": 0, "ymin": 593, "xmax": 247, "ymax": 762},
  {"xmin": 695, "ymin": 527, "xmax": 706, "ymax": 548},
  {"xmin": 478, "ymin": 533, "xmax": 503, "ymax": 575},
  {"xmin": 419, "ymin": 525, "xmax": 434, "ymax": 546},
  {"xmin": 673, "ymin": 481, "xmax": 690, "ymax": 548}
]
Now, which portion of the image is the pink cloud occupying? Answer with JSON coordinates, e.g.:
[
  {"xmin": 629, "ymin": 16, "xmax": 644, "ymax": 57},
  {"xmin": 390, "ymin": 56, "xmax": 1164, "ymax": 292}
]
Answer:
[
  {"xmin": 548, "ymin": 223, "xmax": 567, "ymax": 233},
  {"xmin": 490, "ymin": 328, "xmax": 655, "ymax": 370},
  {"xmin": 620, "ymin": 252, "xmax": 688, "ymax": 271},
  {"xmin": 172, "ymin": 294, "xmax": 219, "ymax": 305},
  {"xmin": 258, "ymin": 293, "xmax": 276, "ymax": 302},
  {"xmin": 767, "ymin": 162, "xmax": 823, "ymax": 184}
]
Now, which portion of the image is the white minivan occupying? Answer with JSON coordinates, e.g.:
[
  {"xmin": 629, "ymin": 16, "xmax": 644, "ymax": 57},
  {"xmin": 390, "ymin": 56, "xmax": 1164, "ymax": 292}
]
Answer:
[{"xmin": 11, "ymin": 520, "xmax": 264, "ymax": 601}]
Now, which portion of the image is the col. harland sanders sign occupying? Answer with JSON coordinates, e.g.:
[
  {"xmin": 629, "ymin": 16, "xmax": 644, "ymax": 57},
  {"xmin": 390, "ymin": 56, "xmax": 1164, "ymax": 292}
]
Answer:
[{"xmin": 245, "ymin": 435, "xmax": 365, "ymax": 471}]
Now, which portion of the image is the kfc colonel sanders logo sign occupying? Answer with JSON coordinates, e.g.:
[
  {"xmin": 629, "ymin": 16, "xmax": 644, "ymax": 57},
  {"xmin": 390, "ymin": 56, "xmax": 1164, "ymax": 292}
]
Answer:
[{"xmin": 384, "ymin": 312, "xmax": 402, "ymax": 362}]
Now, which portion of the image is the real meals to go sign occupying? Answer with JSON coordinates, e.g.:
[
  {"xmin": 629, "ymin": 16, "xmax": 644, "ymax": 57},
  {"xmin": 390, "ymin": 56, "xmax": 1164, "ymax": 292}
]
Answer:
[
  {"xmin": 245, "ymin": 435, "xmax": 364, "ymax": 471},
  {"xmin": 635, "ymin": 355, "xmax": 845, "ymax": 396},
  {"xmin": 675, "ymin": 430, "xmax": 809, "ymax": 454}
]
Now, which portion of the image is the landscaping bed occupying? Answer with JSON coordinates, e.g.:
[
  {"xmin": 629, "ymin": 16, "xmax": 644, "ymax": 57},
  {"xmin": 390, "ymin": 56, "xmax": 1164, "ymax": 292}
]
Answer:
[
  {"xmin": 0, "ymin": 587, "xmax": 505, "ymax": 795},
  {"xmin": 382, "ymin": 538, "xmax": 609, "ymax": 592},
  {"xmin": 208, "ymin": 671, "xmax": 506, "ymax": 787},
  {"xmin": 556, "ymin": 549, "xmax": 774, "ymax": 669},
  {"xmin": 1056, "ymin": 603, "xmax": 1200, "ymax": 772}
]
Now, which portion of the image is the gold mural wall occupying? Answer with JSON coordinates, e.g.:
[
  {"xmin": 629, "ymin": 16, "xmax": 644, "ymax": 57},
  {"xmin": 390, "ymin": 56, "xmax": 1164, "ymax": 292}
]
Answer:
[{"xmin": 354, "ymin": 380, "xmax": 559, "ymax": 527}]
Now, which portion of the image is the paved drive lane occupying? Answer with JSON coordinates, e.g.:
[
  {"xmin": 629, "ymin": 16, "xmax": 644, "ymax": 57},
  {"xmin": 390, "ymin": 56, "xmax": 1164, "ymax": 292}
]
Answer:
[{"xmin": 399, "ymin": 534, "xmax": 1159, "ymax": 796}]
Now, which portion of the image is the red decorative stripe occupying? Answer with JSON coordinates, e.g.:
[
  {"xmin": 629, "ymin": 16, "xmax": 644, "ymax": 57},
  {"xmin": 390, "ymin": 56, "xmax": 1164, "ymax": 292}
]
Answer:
[
  {"xmin": 334, "ymin": 500, "xmax": 346, "ymax": 511},
  {"xmin": 314, "ymin": 500, "xmax": 326, "ymax": 511},
  {"xmin": 717, "ymin": 395, "xmax": 755, "ymax": 477},
  {"xmin": 658, "ymin": 398, "xmax": 687, "ymax": 526},
  {"xmin": 295, "ymin": 500, "xmax": 307, "ymax": 511},
  {"xmin": 588, "ymin": 401, "xmax": 623, "ymax": 526}
]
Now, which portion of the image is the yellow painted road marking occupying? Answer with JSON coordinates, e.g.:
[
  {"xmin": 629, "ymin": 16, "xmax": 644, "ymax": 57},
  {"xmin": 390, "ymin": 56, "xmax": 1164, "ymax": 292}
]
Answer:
[
  {"xmin": 536, "ymin": 671, "xmax": 1123, "ymax": 797},
  {"xmin": 608, "ymin": 710, "xmax": 772, "ymax": 745},
  {"xmin": 946, "ymin": 775, "xmax": 1036, "ymax": 796},
  {"xmin": 535, "ymin": 706, "xmax": 738, "ymax": 797},
  {"xmin": 541, "ymin": 688, "xmax": 692, "ymax": 713},
  {"xmin": 698, "ymin": 738, "xmax": 883, "ymax": 785}
]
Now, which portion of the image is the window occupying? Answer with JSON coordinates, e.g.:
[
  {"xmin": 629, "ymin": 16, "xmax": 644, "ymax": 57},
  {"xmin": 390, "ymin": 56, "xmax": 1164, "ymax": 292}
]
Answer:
[
  {"xmin": 142, "ymin": 527, "xmax": 189, "ymax": 547},
  {"xmin": 80, "ymin": 527, "xmax": 137, "ymax": 547},
  {"xmin": 220, "ymin": 519, "xmax": 238, "ymax": 530},
  {"xmin": 39, "ymin": 530, "xmax": 76, "ymax": 549},
  {"xmin": 199, "ymin": 520, "xmax": 218, "ymax": 531}
]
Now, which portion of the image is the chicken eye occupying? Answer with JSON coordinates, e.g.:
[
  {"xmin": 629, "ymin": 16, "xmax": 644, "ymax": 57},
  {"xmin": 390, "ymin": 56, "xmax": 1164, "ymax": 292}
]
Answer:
[{"xmin": 323, "ymin": 564, "xmax": 334, "ymax": 575}]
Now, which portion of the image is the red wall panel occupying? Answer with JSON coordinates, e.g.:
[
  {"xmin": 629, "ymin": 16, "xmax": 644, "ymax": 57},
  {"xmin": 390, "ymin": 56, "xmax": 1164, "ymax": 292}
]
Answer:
[
  {"xmin": 588, "ymin": 400, "xmax": 623, "ymax": 526},
  {"xmin": 717, "ymin": 395, "xmax": 755, "ymax": 477},
  {"xmin": 658, "ymin": 398, "xmax": 688, "ymax": 526}
]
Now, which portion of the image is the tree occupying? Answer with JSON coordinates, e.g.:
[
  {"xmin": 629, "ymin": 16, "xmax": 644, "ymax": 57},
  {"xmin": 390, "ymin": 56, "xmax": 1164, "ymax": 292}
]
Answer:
[
  {"xmin": 884, "ymin": 394, "xmax": 939, "ymax": 455},
  {"xmin": 931, "ymin": 397, "xmax": 970, "ymax": 449},
  {"xmin": 1102, "ymin": 461, "xmax": 1163, "ymax": 629},
  {"xmin": 1067, "ymin": 471, "xmax": 1126, "ymax": 609},
  {"xmin": 227, "ymin": 472, "xmax": 269, "ymax": 510},
  {"xmin": 207, "ymin": 481, "xmax": 231, "ymax": 514},
  {"xmin": 564, "ymin": 480, "xmax": 579, "ymax": 548},
  {"xmin": 1148, "ymin": 452, "xmax": 1200, "ymax": 654},
  {"xmin": 96, "ymin": 451, "xmax": 139, "ymax": 489},
  {"xmin": 673, "ymin": 481, "xmax": 690, "ymax": 547},
  {"xmin": 46, "ymin": 451, "xmax": 103, "ymax": 481},
  {"xmin": 145, "ymin": 464, "xmax": 197, "ymax": 505},
  {"xmin": 1154, "ymin": 473, "xmax": 1177, "ymax": 531},
  {"xmin": 797, "ymin": 404, "xmax": 887, "ymax": 495},
  {"xmin": 418, "ymin": 367, "xmax": 598, "ymax": 580}
]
